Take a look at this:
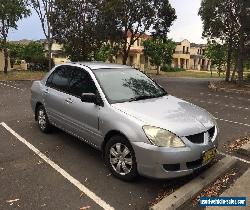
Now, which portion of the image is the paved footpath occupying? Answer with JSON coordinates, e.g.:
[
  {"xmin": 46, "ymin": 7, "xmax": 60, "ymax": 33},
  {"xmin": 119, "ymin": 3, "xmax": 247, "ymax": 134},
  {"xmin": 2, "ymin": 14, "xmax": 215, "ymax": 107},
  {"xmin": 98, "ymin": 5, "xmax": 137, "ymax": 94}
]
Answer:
[
  {"xmin": 207, "ymin": 141, "xmax": 250, "ymax": 210},
  {"xmin": 207, "ymin": 168, "xmax": 250, "ymax": 210}
]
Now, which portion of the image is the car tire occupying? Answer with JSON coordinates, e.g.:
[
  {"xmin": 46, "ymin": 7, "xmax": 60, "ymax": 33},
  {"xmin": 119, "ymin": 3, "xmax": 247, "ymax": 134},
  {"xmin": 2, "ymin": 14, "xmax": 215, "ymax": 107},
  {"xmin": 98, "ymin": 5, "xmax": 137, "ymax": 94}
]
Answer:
[
  {"xmin": 36, "ymin": 105, "xmax": 52, "ymax": 133},
  {"xmin": 105, "ymin": 135, "xmax": 138, "ymax": 181}
]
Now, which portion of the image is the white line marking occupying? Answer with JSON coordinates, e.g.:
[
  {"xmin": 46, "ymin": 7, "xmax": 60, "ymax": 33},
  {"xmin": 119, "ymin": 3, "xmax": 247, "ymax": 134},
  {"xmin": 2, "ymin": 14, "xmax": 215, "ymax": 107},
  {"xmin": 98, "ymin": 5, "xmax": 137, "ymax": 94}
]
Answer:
[
  {"xmin": 191, "ymin": 98, "xmax": 249, "ymax": 110},
  {"xmin": 215, "ymin": 118, "xmax": 250, "ymax": 127},
  {"xmin": 0, "ymin": 122, "xmax": 114, "ymax": 210},
  {"xmin": 218, "ymin": 151, "xmax": 250, "ymax": 164},
  {"xmin": 0, "ymin": 82, "xmax": 24, "ymax": 91}
]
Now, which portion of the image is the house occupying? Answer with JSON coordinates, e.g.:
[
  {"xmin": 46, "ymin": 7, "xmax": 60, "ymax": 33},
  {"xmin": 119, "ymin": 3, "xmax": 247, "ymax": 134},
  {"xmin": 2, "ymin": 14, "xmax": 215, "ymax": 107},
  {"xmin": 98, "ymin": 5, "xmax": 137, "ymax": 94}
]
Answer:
[
  {"xmin": 41, "ymin": 40, "xmax": 70, "ymax": 65},
  {"xmin": 113, "ymin": 34, "xmax": 211, "ymax": 71},
  {"xmin": 114, "ymin": 32, "xmax": 151, "ymax": 70},
  {"xmin": 0, "ymin": 50, "xmax": 10, "ymax": 72}
]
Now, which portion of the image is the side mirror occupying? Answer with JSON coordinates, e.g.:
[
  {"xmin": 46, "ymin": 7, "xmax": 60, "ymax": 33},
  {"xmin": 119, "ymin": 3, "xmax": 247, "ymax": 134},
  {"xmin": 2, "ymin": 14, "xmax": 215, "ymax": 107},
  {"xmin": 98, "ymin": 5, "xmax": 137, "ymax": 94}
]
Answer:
[
  {"xmin": 80, "ymin": 93, "xmax": 104, "ymax": 106},
  {"xmin": 80, "ymin": 93, "xmax": 97, "ymax": 104}
]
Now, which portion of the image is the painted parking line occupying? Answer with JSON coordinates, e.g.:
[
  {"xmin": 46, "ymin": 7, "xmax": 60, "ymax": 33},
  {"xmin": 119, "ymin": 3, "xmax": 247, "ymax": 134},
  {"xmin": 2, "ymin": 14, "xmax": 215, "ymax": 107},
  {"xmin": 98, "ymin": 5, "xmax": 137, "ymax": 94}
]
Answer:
[
  {"xmin": 182, "ymin": 97, "xmax": 249, "ymax": 111},
  {"xmin": 0, "ymin": 122, "xmax": 114, "ymax": 210},
  {"xmin": 200, "ymin": 92, "xmax": 250, "ymax": 101},
  {"xmin": 215, "ymin": 117, "xmax": 250, "ymax": 127},
  {"xmin": 0, "ymin": 82, "xmax": 24, "ymax": 91},
  {"xmin": 218, "ymin": 151, "xmax": 250, "ymax": 164}
]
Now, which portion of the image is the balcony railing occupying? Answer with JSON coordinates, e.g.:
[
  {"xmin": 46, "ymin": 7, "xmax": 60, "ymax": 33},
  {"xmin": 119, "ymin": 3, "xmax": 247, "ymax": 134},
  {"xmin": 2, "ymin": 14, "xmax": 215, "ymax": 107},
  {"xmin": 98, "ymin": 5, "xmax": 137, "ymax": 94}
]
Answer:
[{"xmin": 174, "ymin": 51, "xmax": 190, "ymax": 54}]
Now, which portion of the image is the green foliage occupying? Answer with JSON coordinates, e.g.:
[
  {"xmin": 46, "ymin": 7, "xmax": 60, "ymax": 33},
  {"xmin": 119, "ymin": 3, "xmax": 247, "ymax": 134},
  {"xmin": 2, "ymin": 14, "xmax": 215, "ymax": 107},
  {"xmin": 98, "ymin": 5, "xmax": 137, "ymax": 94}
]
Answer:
[
  {"xmin": 143, "ymin": 39, "xmax": 176, "ymax": 67},
  {"xmin": 21, "ymin": 42, "xmax": 44, "ymax": 63},
  {"xmin": 94, "ymin": 44, "xmax": 112, "ymax": 62},
  {"xmin": 8, "ymin": 42, "xmax": 44, "ymax": 62},
  {"xmin": 50, "ymin": 0, "xmax": 100, "ymax": 61},
  {"xmin": 205, "ymin": 41, "xmax": 227, "ymax": 72},
  {"xmin": 0, "ymin": 0, "xmax": 30, "ymax": 73},
  {"xmin": 199, "ymin": 0, "xmax": 250, "ymax": 83},
  {"xmin": 161, "ymin": 65, "xmax": 184, "ymax": 72},
  {"xmin": 152, "ymin": 0, "xmax": 177, "ymax": 40},
  {"xmin": 0, "ymin": 0, "xmax": 30, "ymax": 34},
  {"xmin": 8, "ymin": 41, "xmax": 50, "ymax": 70},
  {"xmin": 51, "ymin": 0, "xmax": 176, "ymax": 63}
]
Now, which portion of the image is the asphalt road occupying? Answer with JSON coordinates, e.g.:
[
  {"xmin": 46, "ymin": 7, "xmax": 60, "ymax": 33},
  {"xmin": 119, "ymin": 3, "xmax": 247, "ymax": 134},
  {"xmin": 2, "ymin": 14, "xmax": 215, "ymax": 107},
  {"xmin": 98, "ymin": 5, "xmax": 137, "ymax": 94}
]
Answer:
[{"xmin": 0, "ymin": 78, "xmax": 249, "ymax": 210}]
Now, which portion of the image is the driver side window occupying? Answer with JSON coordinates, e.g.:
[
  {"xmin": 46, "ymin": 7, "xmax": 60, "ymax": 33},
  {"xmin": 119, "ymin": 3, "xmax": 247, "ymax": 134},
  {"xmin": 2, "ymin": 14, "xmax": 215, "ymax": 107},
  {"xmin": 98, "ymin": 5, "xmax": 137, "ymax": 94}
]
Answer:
[{"xmin": 68, "ymin": 67, "xmax": 97, "ymax": 97}]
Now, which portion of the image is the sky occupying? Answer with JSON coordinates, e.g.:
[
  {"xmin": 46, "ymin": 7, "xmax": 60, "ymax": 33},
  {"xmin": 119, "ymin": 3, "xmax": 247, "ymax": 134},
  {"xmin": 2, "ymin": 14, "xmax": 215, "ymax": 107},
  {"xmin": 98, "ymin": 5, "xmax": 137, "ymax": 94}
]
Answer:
[{"xmin": 8, "ymin": 0, "xmax": 206, "ymax": 44}]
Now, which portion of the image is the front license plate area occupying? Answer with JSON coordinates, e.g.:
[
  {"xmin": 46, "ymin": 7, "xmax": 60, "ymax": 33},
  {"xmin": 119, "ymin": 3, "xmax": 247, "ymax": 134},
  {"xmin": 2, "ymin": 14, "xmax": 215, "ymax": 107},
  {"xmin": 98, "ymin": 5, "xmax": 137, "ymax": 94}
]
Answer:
[{"xmin": 202, "ymin": 148, "xmax": 216, "ymax": 165}]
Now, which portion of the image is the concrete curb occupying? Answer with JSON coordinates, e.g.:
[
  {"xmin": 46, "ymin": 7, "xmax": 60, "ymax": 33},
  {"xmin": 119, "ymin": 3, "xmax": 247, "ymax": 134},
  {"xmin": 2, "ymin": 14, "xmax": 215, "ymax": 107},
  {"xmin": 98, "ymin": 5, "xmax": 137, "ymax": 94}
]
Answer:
[
  {"xmin": 150, "ymin": 156, "xmax": 237, "ymax": 210},
  {"xmin": 237, "ymin": 141, "xmax": 250, "ymax": 157}
]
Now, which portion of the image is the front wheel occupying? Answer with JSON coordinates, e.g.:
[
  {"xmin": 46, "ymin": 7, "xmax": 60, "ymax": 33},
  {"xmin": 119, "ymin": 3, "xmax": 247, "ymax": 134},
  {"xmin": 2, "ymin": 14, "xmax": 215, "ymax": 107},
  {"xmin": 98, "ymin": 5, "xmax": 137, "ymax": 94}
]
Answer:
[{"xmin": 105, "ymin": 135, "xmax": 138, "ymax": 181}]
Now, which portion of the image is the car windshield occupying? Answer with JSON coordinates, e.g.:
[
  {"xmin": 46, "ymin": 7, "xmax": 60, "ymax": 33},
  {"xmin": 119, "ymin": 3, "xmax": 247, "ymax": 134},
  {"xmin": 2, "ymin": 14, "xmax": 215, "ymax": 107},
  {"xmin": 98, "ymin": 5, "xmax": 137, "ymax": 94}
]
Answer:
[{"xmin": 93, "ymin": 68, "xmax": 167, "ymax": 104}]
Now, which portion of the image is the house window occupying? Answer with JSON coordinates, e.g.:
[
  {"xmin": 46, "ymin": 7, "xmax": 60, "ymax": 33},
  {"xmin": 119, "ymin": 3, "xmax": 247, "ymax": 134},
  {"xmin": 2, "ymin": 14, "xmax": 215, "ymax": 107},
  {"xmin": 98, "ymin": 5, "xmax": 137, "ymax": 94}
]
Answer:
[
  {"xmin": 186, "ymin": 47, "xmax": 189, "ymax": 53},
  {"xmin": 183, "ymin": 46, "xmax": 185, "ymax": 53}
]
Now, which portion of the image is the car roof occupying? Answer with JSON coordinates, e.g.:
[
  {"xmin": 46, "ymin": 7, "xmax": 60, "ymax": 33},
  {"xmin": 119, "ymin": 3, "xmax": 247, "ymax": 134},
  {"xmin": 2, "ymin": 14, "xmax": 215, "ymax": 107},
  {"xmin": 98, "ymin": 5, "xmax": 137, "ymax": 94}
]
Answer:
[{"xmin": 69, "ymin": 61, "xmax": 133, "ymax": 70}]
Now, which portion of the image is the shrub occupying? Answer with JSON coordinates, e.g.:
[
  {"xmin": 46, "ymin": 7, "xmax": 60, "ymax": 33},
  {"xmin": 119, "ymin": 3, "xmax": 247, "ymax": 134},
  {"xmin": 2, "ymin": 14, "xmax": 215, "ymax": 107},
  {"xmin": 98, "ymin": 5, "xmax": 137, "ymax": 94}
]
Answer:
[
  {"xmin": 28, "ymin": 57, "xmax": 54, "ymax": 71},
  {"xmin": 161, "ymin": 65, "xmax": 185, "ymax": 72}
]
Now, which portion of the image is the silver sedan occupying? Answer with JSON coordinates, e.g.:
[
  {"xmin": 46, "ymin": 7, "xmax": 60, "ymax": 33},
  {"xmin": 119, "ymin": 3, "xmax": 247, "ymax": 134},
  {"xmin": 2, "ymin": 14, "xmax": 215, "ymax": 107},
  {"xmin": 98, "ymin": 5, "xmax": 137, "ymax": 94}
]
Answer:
[{"xmin": 31, "ymin": 62, "xmax": 218, "ymax": 181}]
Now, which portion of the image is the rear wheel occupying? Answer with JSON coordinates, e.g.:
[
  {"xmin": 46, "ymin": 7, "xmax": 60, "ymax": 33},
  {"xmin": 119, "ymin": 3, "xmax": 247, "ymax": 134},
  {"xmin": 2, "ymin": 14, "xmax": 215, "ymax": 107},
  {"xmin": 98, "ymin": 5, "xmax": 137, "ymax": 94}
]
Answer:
[
  {"xmin": 105, "ymin": 135, "xmax": 138, "ymax": 181},
  {"xmin": 37, "ymin": 105, "xmax": 52, "ymax": 133}
]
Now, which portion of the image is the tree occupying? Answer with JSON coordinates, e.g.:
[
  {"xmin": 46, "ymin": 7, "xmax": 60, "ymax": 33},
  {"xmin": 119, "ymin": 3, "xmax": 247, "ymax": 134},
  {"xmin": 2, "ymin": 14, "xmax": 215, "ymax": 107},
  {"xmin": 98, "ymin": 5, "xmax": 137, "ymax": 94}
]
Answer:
[
  {"xmin": 205, "ymin": 41, "xmax": 227, "ymax": 77},
  {"xmin": 0, "ymin": 0, "xmax": 30, "ymax": 73},
  {"xmin": 21, "ymin": 41, "xmax": 44, "ymax": 63},
  {"xmin": 143, "ymin": 39, "xmax": 176, "ymax": 75},
  {"xmin": 199, "ymin": 0, "xmax": 250, "ymax": 85},
  {"xmin": 30, "ymin": 0, "xmax": 54, "ymax": 70},
  {"xmin": 8, "ymin": 42, "xmax": 24, "ymax": 66},
  {"xmin": 99, "ymin": 0, "xmax": 176, "ymax": 64},
  {"xmin": 50, "ymin": 0, "xmax": 100, "ymax": 61}
]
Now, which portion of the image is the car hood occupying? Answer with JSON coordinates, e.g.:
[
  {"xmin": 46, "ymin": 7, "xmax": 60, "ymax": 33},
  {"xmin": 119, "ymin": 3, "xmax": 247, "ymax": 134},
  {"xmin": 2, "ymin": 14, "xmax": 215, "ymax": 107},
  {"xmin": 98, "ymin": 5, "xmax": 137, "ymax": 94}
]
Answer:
[{"xmin": 111, "ymin": 95, "xmax": 215, "ymax": 137}]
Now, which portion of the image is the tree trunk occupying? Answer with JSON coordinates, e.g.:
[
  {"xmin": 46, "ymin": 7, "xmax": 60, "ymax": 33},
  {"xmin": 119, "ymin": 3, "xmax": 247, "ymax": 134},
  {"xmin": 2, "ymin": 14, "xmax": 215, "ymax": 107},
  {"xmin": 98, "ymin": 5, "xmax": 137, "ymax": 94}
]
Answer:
[
  {"xmin": 225, "ymin": 37, "xmax": 233, "ymax": 82},
  {"xmin": 48, "ymin": 40, "xmax": 53, "ymax": 70},
  {"xmin": 3, "ymin": 37, "xmax": 8, "ymax": 74},
  {"xmin": 157, "ymin": 65, "xmax": 160, "ymax": 75},
  {"xmin": 237, "ymin": 28, "xmax": 245, "ymax": 86},
  {"xmin": 231, "ymin": 52, "xmax": 238, "ymax": 82},
  {"xmin": 122, "ymin": 51, "xmax": 129, "ymax": 65},
  {"xmin": 231, "ymin": 64, "xmax": 237, "ymax": 82}
]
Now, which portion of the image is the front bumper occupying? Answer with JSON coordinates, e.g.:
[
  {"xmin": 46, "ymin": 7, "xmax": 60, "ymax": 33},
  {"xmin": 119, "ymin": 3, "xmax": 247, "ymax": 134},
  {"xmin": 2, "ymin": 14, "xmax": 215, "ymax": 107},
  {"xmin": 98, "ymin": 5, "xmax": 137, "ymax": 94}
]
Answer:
[{"xmin": 132, "ymin": 137, "xmax": 218, "ymax": 179}]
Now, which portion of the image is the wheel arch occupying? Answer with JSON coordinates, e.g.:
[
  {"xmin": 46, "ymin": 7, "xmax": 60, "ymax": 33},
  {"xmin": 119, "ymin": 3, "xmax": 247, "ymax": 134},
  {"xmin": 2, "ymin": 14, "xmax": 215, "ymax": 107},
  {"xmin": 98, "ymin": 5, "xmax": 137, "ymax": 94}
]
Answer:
[{"xmin": 101, "ymin": 130, "xmax": 129, "ymax": 153}]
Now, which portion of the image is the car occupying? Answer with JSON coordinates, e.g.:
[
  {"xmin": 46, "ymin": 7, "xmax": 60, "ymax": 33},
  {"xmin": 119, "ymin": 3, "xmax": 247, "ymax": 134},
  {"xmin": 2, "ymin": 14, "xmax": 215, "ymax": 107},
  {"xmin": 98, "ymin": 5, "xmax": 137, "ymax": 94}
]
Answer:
[{"xmin": 31, "ymin": 62, "xmax": 218, "ymax": 181}]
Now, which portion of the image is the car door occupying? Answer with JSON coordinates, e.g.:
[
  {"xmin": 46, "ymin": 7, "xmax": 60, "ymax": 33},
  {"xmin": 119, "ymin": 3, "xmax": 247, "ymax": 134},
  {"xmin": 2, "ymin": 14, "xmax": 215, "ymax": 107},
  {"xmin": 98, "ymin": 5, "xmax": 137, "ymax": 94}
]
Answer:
[
  {"xmin": 44, "ymin": 65, "xmax": 72, "ymax": 130},
  {"xmin": 65, "ymin": 66, "xmax": 102, "ymax": 147}
]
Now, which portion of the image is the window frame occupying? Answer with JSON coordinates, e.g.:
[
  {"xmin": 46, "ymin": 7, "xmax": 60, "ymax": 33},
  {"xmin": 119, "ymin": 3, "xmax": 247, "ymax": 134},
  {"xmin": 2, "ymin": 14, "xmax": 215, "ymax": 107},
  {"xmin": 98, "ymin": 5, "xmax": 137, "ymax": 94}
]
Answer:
[
  {"xmin": 45, "ymin": 65, "xmax": 70, "ymax": 94},
  {"xmin": 67, "ymin": 66, "xmax": 98, "ymax": 98}
]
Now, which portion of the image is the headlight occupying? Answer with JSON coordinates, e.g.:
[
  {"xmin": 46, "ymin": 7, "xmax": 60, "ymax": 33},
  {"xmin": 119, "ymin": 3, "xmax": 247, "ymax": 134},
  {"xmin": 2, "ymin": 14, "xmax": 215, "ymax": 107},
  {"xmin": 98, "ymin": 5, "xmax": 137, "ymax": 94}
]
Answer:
[{"xmin": 143, "ymin": 125, "xmax": 185, "ymax": 147}]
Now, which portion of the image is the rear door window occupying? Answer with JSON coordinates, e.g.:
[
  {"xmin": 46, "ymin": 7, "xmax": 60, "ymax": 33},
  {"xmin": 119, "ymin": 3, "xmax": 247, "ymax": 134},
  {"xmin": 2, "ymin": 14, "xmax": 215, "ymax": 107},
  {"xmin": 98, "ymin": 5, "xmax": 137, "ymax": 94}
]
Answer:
[{"xmin": 46, "ymin": 66, "xmax": 70, "ymax": 93}]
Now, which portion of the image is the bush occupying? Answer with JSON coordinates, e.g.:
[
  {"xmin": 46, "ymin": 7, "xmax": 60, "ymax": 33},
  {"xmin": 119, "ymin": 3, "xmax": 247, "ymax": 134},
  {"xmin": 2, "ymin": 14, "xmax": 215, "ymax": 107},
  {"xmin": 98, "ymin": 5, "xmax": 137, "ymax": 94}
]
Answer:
[
  {"xmin": 28, "ymin": 57, "xmax": 54, "ymax": 71},
  {"xmin": 161, "ymin": 65, "xmax": 185, "ymax": 72}
]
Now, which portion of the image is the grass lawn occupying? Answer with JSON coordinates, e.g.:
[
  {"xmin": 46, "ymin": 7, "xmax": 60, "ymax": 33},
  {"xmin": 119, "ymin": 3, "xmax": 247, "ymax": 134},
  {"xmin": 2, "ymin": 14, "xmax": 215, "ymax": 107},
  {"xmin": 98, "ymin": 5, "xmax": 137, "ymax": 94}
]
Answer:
[
  {"xmin": 0, "ymin": 69, "xmax": 249, "ymax": 81},
  {"xmin": 0, "ymin": 70, "xmax": 47, "ymax": 81},
  {"xmin": 147, "ymin": 69, "xmax": 250, "ymax": 79}
]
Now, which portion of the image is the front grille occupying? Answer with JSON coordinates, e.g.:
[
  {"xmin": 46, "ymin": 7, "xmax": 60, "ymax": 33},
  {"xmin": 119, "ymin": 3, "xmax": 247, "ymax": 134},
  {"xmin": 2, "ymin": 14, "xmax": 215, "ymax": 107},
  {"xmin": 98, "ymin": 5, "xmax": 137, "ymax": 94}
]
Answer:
[
  {"xmin": 208, "ymin": 126, "xmax": 215, "ymax": 138},
  {"xmin": 186, "ymin": 132, "xmax": 204, "ymax": 144},
  {"xmin": 186, "ymin": 158, "xmax": 202, "ymax": 169},
  {"xmin": 163, "ymin": 163, "xmax": 180, "ymax": 171}
]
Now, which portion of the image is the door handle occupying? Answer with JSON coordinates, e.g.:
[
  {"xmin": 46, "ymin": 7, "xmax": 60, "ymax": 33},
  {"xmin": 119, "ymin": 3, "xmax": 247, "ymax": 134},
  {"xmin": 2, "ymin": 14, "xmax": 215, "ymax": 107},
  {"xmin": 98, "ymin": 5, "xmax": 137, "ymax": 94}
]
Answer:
[{"xmin": 65, "ymin": 98, "xmax": 73, "ymax": 104}]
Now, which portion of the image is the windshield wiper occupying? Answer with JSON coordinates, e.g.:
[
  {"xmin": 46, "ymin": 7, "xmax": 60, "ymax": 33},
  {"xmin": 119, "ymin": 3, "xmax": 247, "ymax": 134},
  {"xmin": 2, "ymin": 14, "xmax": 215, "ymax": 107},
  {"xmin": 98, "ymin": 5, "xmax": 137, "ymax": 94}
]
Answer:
[{"xmin": 128, "ymin": 95, "xmax": 157, "ymax": 102}]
